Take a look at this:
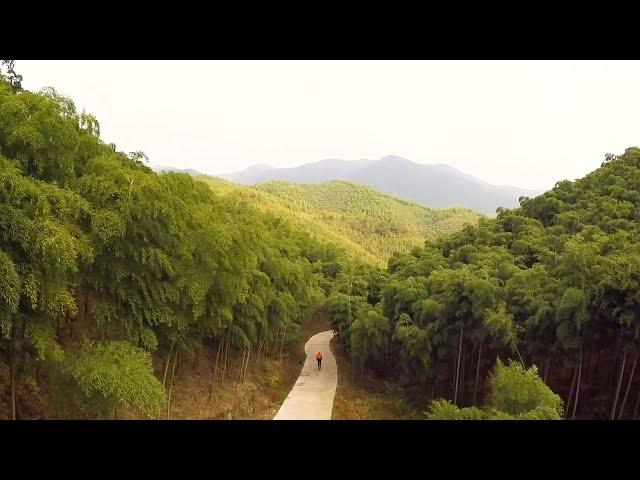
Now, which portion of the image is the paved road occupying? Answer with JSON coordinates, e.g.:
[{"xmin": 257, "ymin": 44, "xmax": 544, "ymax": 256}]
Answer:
[{"xmin": 273, "ymin": 330, "xmax": 337, "ymax": 420}]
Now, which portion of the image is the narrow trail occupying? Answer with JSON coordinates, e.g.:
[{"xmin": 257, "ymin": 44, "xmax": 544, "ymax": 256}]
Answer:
[{"xmin": 273, "ymin": 330, "xmax": 337, "ymax": 420}]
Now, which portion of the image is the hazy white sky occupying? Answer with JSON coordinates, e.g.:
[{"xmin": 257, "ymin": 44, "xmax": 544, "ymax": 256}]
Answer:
[{"xmin": 16, "ymin": 60, "xmax": 640, "ymax": 190}]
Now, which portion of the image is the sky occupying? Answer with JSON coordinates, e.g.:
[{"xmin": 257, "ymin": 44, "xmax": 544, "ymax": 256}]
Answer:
[{"xmin": 15, "ymin": 60, "xmax": 640, "ymax": 190}]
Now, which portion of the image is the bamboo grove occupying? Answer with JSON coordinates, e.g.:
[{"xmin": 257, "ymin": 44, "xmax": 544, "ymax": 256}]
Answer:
[
  {"xmin": 328, "ymin": 147, "xmax": 640, "ymax": 419},
  {"xmin": 0, "ymin": 75, "xmax": 356, "ymax": 419}
]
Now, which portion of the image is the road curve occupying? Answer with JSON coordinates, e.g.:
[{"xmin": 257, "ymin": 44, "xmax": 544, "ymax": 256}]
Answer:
[{"xmin": 273, "ymin": 330, "xmax": 337, "ymax": 420}]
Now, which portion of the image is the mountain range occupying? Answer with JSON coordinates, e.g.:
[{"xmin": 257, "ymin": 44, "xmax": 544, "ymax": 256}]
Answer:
[{"xmin": 219, "ymin": 156, "xmax": 543, "ymax": 216}]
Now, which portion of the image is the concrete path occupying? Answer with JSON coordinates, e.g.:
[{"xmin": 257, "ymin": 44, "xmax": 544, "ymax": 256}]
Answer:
[{"xmin": 273, "ymin": 330, "xmax": 337, "ymax": 420}]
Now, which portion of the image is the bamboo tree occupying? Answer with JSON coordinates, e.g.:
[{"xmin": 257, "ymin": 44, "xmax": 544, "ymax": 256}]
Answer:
[
  {"xmin": 9, "ymin": 334, "xmax": 16, "ymax": 420},
  {"xmin": 610, "ymin": 350, "xmax": 628, "ymax": 420},
  {"xmin": 571, "ymin": 346, "xmax": 583, "ymax": 420},
  {"xmin": 279, "ymin": 324, "xmax": 287, "ymax": 358},
  {"xmin": 162, "ymin": 342, "xmax": 175, "ymax": 389},
  {"xmin": 474, "ymin": 343, "xmax": 482, "ymax": 406},
  {"xmin": 565, "ymin": 367, "xmax": 577, "ymax": 420},
  {"xmin": 208, "ymin": 339, "xmax": 224, "ymax": 399},
  {"xmin": 166, "ymin": 350, "xmax": 178, "ymax": 419},
  {"xmin": 618, "ymin": 352, "xmax": 638, "ymax": 420},
  {"xmin": 454, "ymin": 324, "xmax": 463, "ymax": 405}
]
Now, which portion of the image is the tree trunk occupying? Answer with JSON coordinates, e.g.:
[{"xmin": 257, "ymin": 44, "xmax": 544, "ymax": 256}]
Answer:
[
  {"xmin": 278, "ymin": 324, "xmax": 287, "ymax": 358},
  {"xmin": 221, "ymin": 340, "xmax": 229, "ymax": 384},
  {"xmin": 9, "ymin": 334, "xmax": 17, "ymax": 420},
  {"xmin": 474, "ymin": 343, "xmax": 482, "ymax": 406},
  {"xmin": 610, "ymin": 351, "xmax": 619, "ymax": 395},
  {"xmin": 565, "ymin": 367, "xmax": 577, "ymax": 419},
  {"xmin": 610, "ymin": 350, "xmax": 628, "ymax": 420},
  {"xmin": 352, "ymin": 349, "xmax": 355, "ymax": 381},
  {"xmin": 158, "ymin": 346, "xmax": 172, "ymax": 420},
  {"xmin": 166, "ymin": 350, "xmax": 178, "ymax": 420},
  {"xmin": 238, "ymin": 349, "xmax": 247, "ymax": 380},
  {"xmin": 571, "ymin": 346, "xmax": 583, "ymax": 420},
  {"xmin": 175, "ymin": 352, "xmax": 181, "ymax": 377},
  {"xmin": 254, "ymin": 338, "xmax": 263, "ymax": 368},
  {"xmin": 618, "ymin": 353, "xmax": 638, "ymax": 420},
  {"xmin": 208, "ymin": 339, "xmax": 224, "ymax": 399},
  {"xmin": 162, "ymin": 343, "xmax": 174, "ymax": 389},
  {"xmin": 193, "ymin": 346, "xmax": 200, "ymax": 371},
  {"xmin": 515, "ymin": 347, "xmax": 526, "ymax": 369},
  {"xmin": 243, "ymin": 342, "xmax": 252, "ymax": 382},
  {"xmin": 272, "ymin": 327, "xmax": 280, "ymax": 357},
  {"xmin": 460, "ymin": 348, "xmax": 466, "ymax": 404},
  {"xmin": 454, "ymin": 324, "xmax": 463, "ymax": 405}
]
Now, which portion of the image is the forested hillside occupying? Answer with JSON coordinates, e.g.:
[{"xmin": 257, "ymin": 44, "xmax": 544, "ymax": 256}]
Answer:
[
  {"xmin": 257, "ymin": 181, "xmax": 481, "ymax": 263},
  {"xmin": 196, "ymin": 176, "xmax": 383, "ymax": 265},
  {"xmin": 196, "ymin": 178, "xmax": 481, "ymax": 266},
  {"xmin": 327, "ymin": 147, "xmax": 640, "ymax": 419},
  {"xmin": 0, "ymin": 76, "xmax": 378, "ymax": 419}
]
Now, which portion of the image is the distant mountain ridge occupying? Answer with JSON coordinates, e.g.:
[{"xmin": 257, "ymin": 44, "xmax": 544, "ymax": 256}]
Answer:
[{"xmin": 220, "ymin": 155, "xmax": 543, "ymax": 215}]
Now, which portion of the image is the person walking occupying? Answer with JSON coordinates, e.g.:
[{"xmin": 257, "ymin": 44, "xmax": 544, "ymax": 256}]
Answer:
[{"xmin": 316, "ymin": 351, "xmax": 323, "ymax": 370}]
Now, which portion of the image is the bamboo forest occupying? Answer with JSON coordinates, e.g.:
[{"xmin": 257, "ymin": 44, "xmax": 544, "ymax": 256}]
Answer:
[{"xmin": 2, "ymin": 60, "xmax": 640, "ymax": 420}]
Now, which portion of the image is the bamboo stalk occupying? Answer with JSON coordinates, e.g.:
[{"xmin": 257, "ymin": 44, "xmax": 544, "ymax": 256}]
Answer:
[
  {"xmin": 571, "ymin": 346, "xmax": 583, "ymax": 420},
  {"xmin": 618, "ymin": 353, "xmax": 638, "ymax": 420},
  {"xmin": 278, "ymin": 324, "xmax": 287, "ymax": 358},
  {"xmin": 565, "ymin": 367, "xmax": 577, "ymax": 419},
  {"xmin": 474, "ymin": 343, "xmax": 482, "ymax": 406},
  {"xmin": 10, "ymin": 333, "xmax": 16, "ymax": 420},
  {"xmin": 610, "ymin": 350, "xmax": 628, "ymax": 420},
  {"xmin": 162, "ymin": 342, "xmax": 174, "ymax": 389},
  {"xmin": 208, "ymin": 339, "xmax": 224, "ymax": 399},
  {"xmin": 454, "ymin": 324, "xmax": 463, "ymax": 405},
  {"xmin": 166, "ymin": 350, "xmax": 178, "ymax": 420},
  {"xmin": 243, "ymin": 342, "xmax": 252, "ymax": 382}
]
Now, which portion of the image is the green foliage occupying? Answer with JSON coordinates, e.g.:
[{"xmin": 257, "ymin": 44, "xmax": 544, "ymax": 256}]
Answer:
[
  {"xmin": 26, "ymin": 323, "xmax": 64, "ymax": 363},
  {"xmin": 425, "ymin": 399, "xmax": 489, "ymax": 420},
  {"xmin": 65, "ymin": 341, "xmax": 166, "ymax": 417},
  {"xmin": 483, "ymin": 302, "xmax": 521, "ymax": 351},
  {"xmin": 350, "ymin": 306, "xmax": 390, "ymax": 368},
  {"xmin": 487, "ymin": 360, "xmax": 563, "ymax": 419},
  {"xmin": 254, "ymin": 180, "xmax": 482, "ymax": 265},
  {"xmin": 426, "ymin": 360, "xmax": 563, "ymax": 420}
]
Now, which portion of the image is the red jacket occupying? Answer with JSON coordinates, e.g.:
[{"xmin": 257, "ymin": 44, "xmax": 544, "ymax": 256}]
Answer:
[{"xmin": 316, "ymin": 352, "xmax": 323, "ymax": 360}]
